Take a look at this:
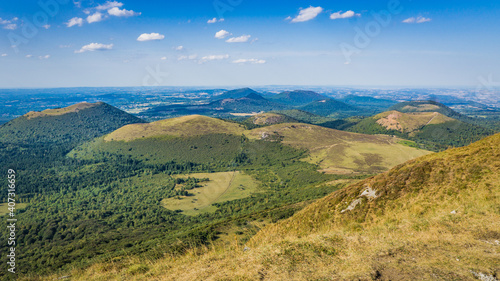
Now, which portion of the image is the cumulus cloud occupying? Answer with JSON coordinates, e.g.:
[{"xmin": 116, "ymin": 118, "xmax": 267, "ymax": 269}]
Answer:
[
  {"xmin": 175, "ymin": 45, "xmax": 184, "ymax": 51},
  {"xmin": 25, "ymin": 54, "xmax": 33, "ymax": 58},
  {"xmin": 87, "ymin": 12, "xmax": 104, "ymax": 23},
  {"xmin": 403, "ymin": 16, "xmax": 431, "ymax": 24},
  {"xmin": 3, "ymin": 24, "xmax": 17, "ymax": 30},
  {"xmin": 215, "ymin": 30, "xmax": 231, "ymax": 39},
  {"xmin": 161, "ymin": 57, "xmax": 167, "ymax": 60},
  {"xmin": 178, "ymin": 54, "xmax": 198, "ymax": 61},
  {"xmin": 66, "ymin": 17, "xmax": 83, "ymax": 27},
  {"xmin": 137, "ymin": 33, "xmax": 165, "ymax": 41},
  {"xmin": 96, "ymin": 1, "xmax": 123, "ymax": 10},
  {"xmin": 108, "ymin": 7, "xmax": 140, "ymax": 17},
  {"xmin": 1, "ymin": 54, "xmax": 7, "ymax": 57},
  {"xmin": 39, "ymin": 55, "xmax": 50, "ymax": 59},
  {"xmin": 232, "ymin": 58, "xmax": 266, "ymax": 64},
  {"xmin": 199, "ymin": 54, "xmax": 229, "ymax": 63},
  {"xmin": 42, "ymin": 24, "xmax": 51, "ymax": 29},
  {"xmin": 226, "ymin": 35, "xmax": 251, "ymax": 43},
  {"xmin": 0, "ymin": 17, "xmax": 18, "ymax": 30},
  {"xmin": 207, "ymin": 17, "xmax": 224, "ymax": 24},
  {"xmin": 330, "ymin": 10, "xmax": 360, "ymax": 20},
  {"xmin": 290, "ymin": 6, "xmax": 323, "ymax": 23},
  {"xmin": 75, "ymin": 43, "xmax": 113, "ymax": 53}
]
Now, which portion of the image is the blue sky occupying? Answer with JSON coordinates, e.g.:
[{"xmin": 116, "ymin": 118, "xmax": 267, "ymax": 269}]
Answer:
[{"xmin": 0, "ymin": 0, "xmax": 499, "ymax": 88}]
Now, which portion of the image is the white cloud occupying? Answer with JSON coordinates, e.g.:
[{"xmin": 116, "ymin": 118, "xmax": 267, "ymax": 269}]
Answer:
[
  {"xmin": 42, "ymin": 24, "xmax": 51, "ymax": 29},
  {"xmin": 108, "ymin": 7, "xmax": 140, "ymax": 17},
  {"xmin": 207, "ymin": 17, "xmax": 224, "ymax": 24},
  {"xmin": 200, "ymin": 54, "xmax": 229, "ymax": 63},
  {"xmin": 330, "ymin": 10, "xmax": 360, "ymax": 20},
  {"xmin": 232, "ymin": 58, "xmax": 266, "ymax": 64},
  {"xmin": 1, "ymin": 54, "xmax": 7, "ymax": 57},
  {"xmin": 290, "ymin": 6, "xmax": 323, "ymax": 23},
  {"xmin": 87, "ymin": 12, "xmax": 105, "ymax": 23},
  {"xmin": 226, "ymin": 35, "xmax": 251, "ymax": 43},
  {"xmin": 66, "ymin": 17, "xmax": 83, "ymax": 27},
  {"xmin": 403, "ymin": 16, "xmax": 431, "ymax": 24},
  {"xmin": 178, "ymin": 54, "xmax": 198, "ymax": 61},
  {"xmin": 0, "ymin": 17, "xmax": 18, "ymax": 29},
  {"xmin": 137, "ymin": 33, "xmax": 165, "ymax": 41},
  {"xmin": 75, "ymin": 43, "xmax": 113, "ymax": 53},
  {"xmin": 39, "ymin": 55, "xmax": 50, "ymax": 59},
  {"xmin": 215, "ymin": 30, "xmax": 231, "ymax": 39},
  {"xmin": 96, "ymin": 1, "xmax": 123, "ymax": 10},
  {"xmin": 175, "ymin": 45, "xmax": 184, "ymax": 51},
  {"xmin": 3, "ymin": 24, "xmax": 17, "ymax": 30},
  {"xmin": 25, "ymin": 54, "xmax": 33, "ymax": 58},
  {"xmin": 161, "ymin": 57, "xmax": 167, "ymax": 60}
]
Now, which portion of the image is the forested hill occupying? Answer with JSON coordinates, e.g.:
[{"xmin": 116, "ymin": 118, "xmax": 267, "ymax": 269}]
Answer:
[{"xmin": 0, "ymin": 102, "xmax": 145, "ymax": 145}]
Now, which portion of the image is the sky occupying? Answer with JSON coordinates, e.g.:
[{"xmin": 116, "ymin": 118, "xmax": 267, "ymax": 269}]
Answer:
[{"xmin": 0, "ymin": 0, "xmax": 499, "ymax": 88}]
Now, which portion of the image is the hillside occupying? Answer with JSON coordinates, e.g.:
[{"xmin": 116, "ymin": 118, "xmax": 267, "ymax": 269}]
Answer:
[
  {"xmin": 348, "ymin": 110, "xmax": 494, "ymax": 150},
  {"xmin": 76, "ymin": 115, "xmax": 430, "ymax": 174},
  {"xmin": 0, "ymin": 102, "xmax": 145, "ymax": 144},
  {"xmin": 389, "ymin": 100, "xmax": 463, "ymax": 119},
  {"xmin": 246, "ymin": 123, "xmax": 431, "ymax": 174},
  {"xmin": 245, "ymin": 112, "xmax": 298, "ymax": 126},
  {"xmin": 269, "ymin": 90, "xmax": 328, "ymax": 106},
  {"xmin": 104, "ymin": 115, "xmax": 245, "ymax": 141},
  {"xmin": 299, "ymin": 98, "xmax": 363, "ymax": 118},
  {"xmin": 339, "ymin": 95, "xmax": 397, "ymax": 112},
  {"xmin": 144, "ymin": 93, "xmax": 287, "ymax": 118},
  {"xmin": 48, "ymin": 133, "xmax": 500, "ymax": 281},
  {"xmin": 211, "ymin": 87, "xmax": 260, "ymax": 100}
]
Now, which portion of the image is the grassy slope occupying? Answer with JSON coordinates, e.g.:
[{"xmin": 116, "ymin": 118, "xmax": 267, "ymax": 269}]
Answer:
[
  {"xmin": 373, "ymin": 110, "xmax": 455, "ymax": 133},
  {"xmin": 44, "ymin": 133, "xmax": 500, "ymax": 281},
  {"xmin": 104, "ymin": 115, "xmax": 245, "ymax": 141},
  {"xmin": 246, "ymin": 123, "xmax": 431, "ymax": 174},
  {"xmin": 0, "ymin": 102, "xmax": 145, "ymax": 144},
  {"xmin": 162, "ymin": 171, "xmax": 260, "ymax": 216}
]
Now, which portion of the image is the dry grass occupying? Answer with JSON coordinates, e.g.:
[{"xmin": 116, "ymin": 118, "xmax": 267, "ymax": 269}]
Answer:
[
  {"xmin": 24, "ymin": 102, "xmax": 100, "ymax": 119},
  {"xmin": 375, "ymin": 111, "xmax": 455, "ymax": 133},
  {"xmin": 162, "ymin": 171, "xmax": 260, "ymax": 216},
  {"xmin": 104, "ymin": 115, "xmax": 245, "ymax": 141},
  {"xmin": 246, "ymin": 123, "xmax": 431, "ymax": 174},
  {"xmin": 38, "ymin": 134, "xmax": 500, "ymax": 281}
]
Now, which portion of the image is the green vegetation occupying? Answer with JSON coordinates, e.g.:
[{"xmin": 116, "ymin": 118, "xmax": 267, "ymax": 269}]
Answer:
[
  {"xmin": 0, "ymin": 102, "xmax": 144, "ymax": 145},
  {"xmin": 346, "ymin": 110, "xmax": 495, "ymax": 151},
  {"xmin": 0, "ymin": 203, "xmax": 28, "ymax": 216},
  {"xmin": 162, "ymin": 171, "xmax": 260, "ymax": 215},
  {"xmin": 246, "ymin": 123, "xmax": 430, "ymax": 174},
  {"xmin": 56, "ymin": 133, "xmax": 500, "ymax": 280},
  {"xmin": 298, "ymin": 98, "xmax": 362, "ymax": 118}
]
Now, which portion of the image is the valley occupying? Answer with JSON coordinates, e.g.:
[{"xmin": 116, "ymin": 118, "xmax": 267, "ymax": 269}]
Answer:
[{"xmin": 0, "ymin": 88, "xmax": 498, "ymax": 280}]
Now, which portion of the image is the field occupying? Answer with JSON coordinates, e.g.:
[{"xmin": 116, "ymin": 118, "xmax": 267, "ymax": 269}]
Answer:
[
  {"xmin": 104, "ymin": 115, "xmax": 245, "ymax": 141},
  {"xmin": 0, "ymin": 203, "xmax": 28, "ymax": 216},
  {"xmin": 246, "ymin": 123, "xmax": 431, "ymax": 174},
  {"xmin": 162, "ymin": 171, "xmax": 260, "ymax": 216}
]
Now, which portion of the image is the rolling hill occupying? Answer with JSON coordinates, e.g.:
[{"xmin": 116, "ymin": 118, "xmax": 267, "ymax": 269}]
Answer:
[
  {"xmin": 246, "ymin": 123, "xmax": 431, "ymax": 174},
  {"xmin": 339, "ymin": 95, "xmax": 398, "ymax": 113},
  {"xmin": 269, "ymin": 90, "xmax": 328, "ymax": 106},
  {"xmin": 347, "ymin": 110, "xmax": 494, "ymax": 150},
  {"xmin": 389, "ymin": 100, "xmax": 463, "ymax": 119},
  {"xmin": 244, "ymin": 112, "xmax": 298, "ymax": 126},
  {"xmin": 210, "ymin": 87, "xmax": 261, "ymax": 100},
  {"xmin": 144, "ymin": 93, "xmax": 287, "ymax": 118},
  {"xmin": 0, "ymin": 102, "xmax": 145, "ymax": 144},
  {"xmin": 53, "ymin": 130, "xmax": 500, "ymax": 281},
  {"xmin": 73, "ymin": 115, "xmax": 430, "ymax": 174},
  {"xmin": 299, "ymin": 98, "xmax": 363, "ymax": 118}
]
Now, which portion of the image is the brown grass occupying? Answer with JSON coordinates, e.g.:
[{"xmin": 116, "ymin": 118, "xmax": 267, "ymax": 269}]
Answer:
[
  {"xmin": 24, "ymin": 102, "xmax": 101, "ymax": 119},
  {"xmin": 37, "ymin": 134, "xmax": 500, "ymax": 281}
]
